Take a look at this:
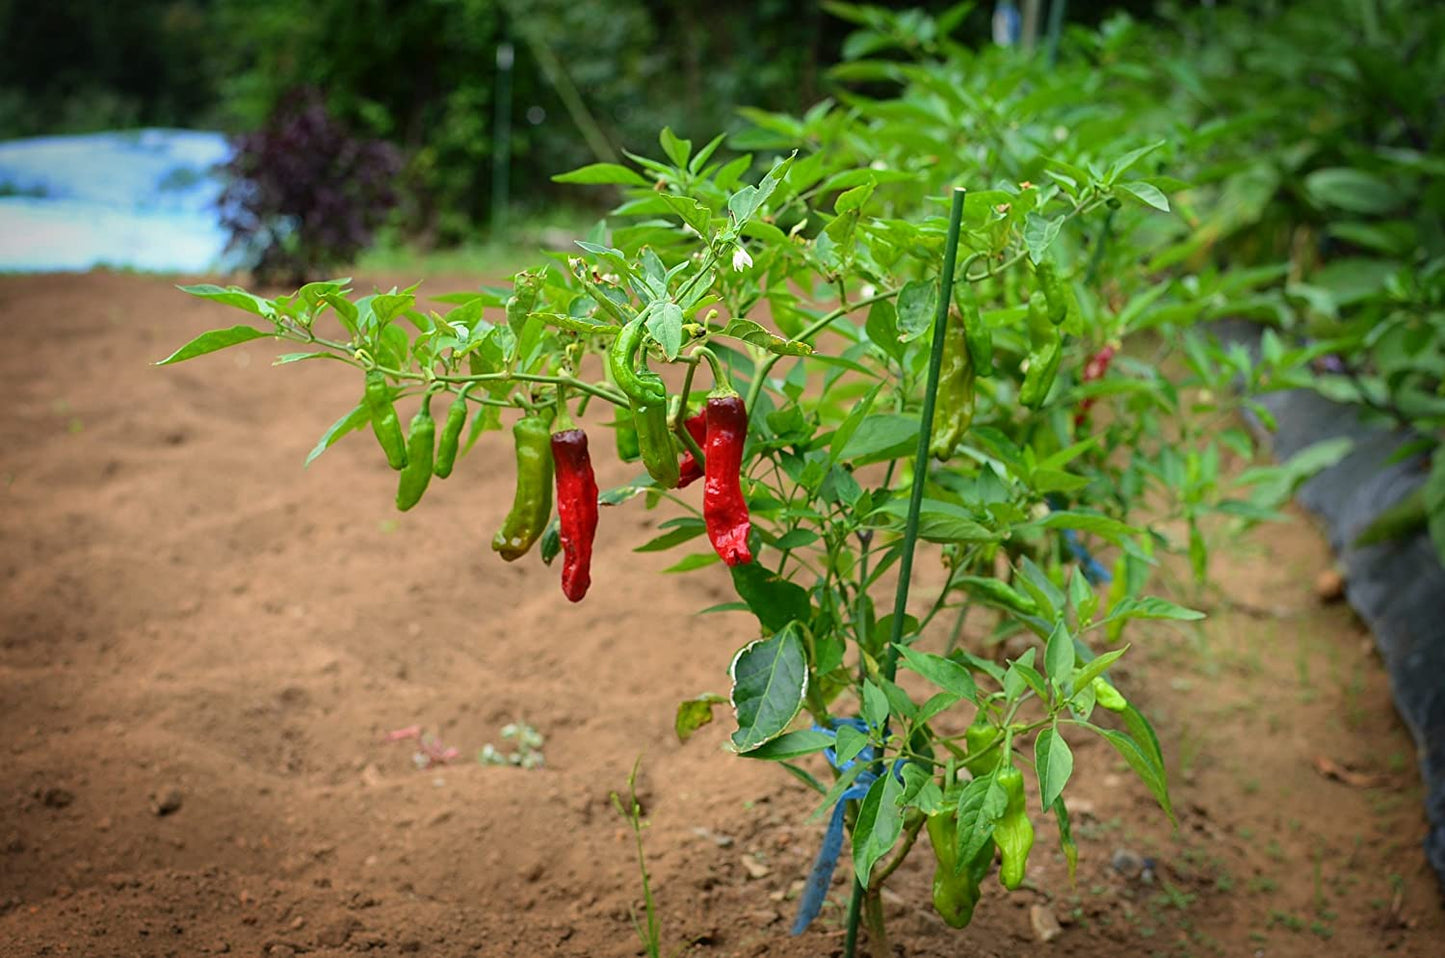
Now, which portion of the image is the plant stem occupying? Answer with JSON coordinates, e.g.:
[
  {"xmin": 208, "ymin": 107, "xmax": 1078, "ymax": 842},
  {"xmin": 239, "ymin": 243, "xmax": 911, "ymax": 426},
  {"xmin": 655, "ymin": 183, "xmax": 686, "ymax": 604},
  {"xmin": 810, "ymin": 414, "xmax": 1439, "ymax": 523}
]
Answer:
[
  {"xmin": 862, "ymin": 886, "xmax": 889, "ymax": 958},
  {"xmin": 842, "ymin": 877, "xmax": 864, "ymax": 958}
]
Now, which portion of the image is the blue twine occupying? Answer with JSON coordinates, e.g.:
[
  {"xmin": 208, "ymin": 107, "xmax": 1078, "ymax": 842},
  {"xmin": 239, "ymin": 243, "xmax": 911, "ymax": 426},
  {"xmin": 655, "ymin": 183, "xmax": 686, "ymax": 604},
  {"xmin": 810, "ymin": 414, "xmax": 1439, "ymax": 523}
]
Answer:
[
  {"xmin": 1046, "ymin": 495, "xmax": 1113, "ymax": 586},
  {"xmin": 790, "ymin": 718, "xmax": 910, "ymax": 936}
]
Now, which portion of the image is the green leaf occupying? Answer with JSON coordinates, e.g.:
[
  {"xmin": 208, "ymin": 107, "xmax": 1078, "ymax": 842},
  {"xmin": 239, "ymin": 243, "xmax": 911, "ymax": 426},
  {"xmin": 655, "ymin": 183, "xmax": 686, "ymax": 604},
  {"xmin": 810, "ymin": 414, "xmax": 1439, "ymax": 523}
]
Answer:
[
  {"xmin": 155, "ymin": 325, "xmax": 272, "ymax": 365},
  {"xmin": 835, "ymin": 724, "xmax": 870, "ymax": 765},
  {"xmin": 895, "ymin": 279, "xmax": 937, "ymax": 342},
  {"xmin": 304, "ymin": 403, "xmax": 369, "ymax": 467},
  {"xmin": 955, "ymin": 771, "xmax": 1007, "ymax": 864},
  {"xmin": 675, "ymin": 693, "xmax": 728, "ymax": 743},
  {"xmin": 536, "ymin": 311, "xmax": 612, "ymax": 334},
  {"xmin": 740, "ymin": 728, "xmax": 837, "ymax": 761},
  {"xmin": 865, "ymin": 300, "xmax": 904, "ymax": 365},
  {"xmin": 1304, "ymin": 168, "xmax": 1398, "ymax": 214},
  {"xmin": 852, "ymin": 772, "xmax": 905, "ymax": 887},
  {"xmin": 1071, "ymin": 645, "xmax": 1129, "ymax": 691},
  {"xmin": 659, "ymin": 127, "xmax": 691, "ymax": 168},
  {"xmin": 720, "ymin": 318, "xmax": 812, "ymax": 356},
  {"xmin": 730, "ymin": 561, "xmax": 812, "ymax": 633},
  {"xmin": 861, "ymin": 680, "xmax": 890, "ymax": 731},
  {"xmin": 1044, "ymin": 621, "xmax": 1075, "ymax": 688},
  {"xmin": 1034, "ymin": 726, "xmax": 1074, "ymax": 810},
  {"xmin": 729, "ymin": 625, "xmax": 809, "ymax": 753},
  {"xmin": 1094, "ymin": 597, "xmax": 1204, "ymax": 628},
  {"xmin": 1115, "ymin": 181, "xmax": 1171, "ymax": 212},
  {"xmin": 635, "ymin": 520, "xmax": 707, "ymax": 552},
  {"xmin": 663, "ymin": 552, "xmax": 721, "ymax": 573},
  {"xmin": 1025, "ymin": 510, "xmax": 1141, "ymax": 545},
  {"xmin": 893, "ymin": 644, "xmax": 977, "ymax": 701},
  {"xmin": 1106, "ymin": 140, "xmax": 1166, "ymax": 183},
  {"xmin": 1023, "ymin": 213, "xmax": 1063, "ymax": 263},
  {"xmin": 646, "ymin": 302, "xmax": 684, "ymax": 360},
  {"xmin": 837, "ymin": 414, "xmax": 918, "ymax": 463},
  {"xmin": 552, "ymin": 162, "xmax": 649, "ymax": 187},
  {"xmin": 177, "ymin": 283, "xmax": 274, "ymax": 318},
  {"xmin": 1095, "ymin": 725, "xmax": 1173, "ymax": 822}
]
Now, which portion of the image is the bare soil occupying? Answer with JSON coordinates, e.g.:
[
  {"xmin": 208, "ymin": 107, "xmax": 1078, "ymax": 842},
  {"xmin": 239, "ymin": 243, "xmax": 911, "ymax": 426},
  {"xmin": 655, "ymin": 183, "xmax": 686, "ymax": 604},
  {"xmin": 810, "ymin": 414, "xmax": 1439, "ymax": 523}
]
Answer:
[{"xmin": 1, "ymin": 272, "xmax": 1442, "ymax": 958}]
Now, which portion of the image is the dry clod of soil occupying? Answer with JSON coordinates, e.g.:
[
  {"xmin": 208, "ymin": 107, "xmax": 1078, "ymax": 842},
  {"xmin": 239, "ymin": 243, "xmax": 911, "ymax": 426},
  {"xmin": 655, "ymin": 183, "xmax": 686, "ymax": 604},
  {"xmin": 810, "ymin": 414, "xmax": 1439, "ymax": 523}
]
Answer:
[
  {"xmin": 149, "ymin": 785, "xmax": 184, "ymax": 816},
  {"xmin": 40, "ymin": 786, "xmax": 75, "ymax": 809},
  {"xmin": 1316, "ymin": 567, "xmax": 1347, "ymax": 602},
  {"xmin": 1030, "ymin": 903, "xmax": 1063, "ymax": 942}
]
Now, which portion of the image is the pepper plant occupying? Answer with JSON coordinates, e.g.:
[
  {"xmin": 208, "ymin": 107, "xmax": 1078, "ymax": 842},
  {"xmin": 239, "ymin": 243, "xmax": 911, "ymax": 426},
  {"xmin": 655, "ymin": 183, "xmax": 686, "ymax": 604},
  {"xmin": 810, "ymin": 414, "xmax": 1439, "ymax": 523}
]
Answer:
[{"xmin": 158, "ymin": 27, "xmax": 1320, "ymax": 951}]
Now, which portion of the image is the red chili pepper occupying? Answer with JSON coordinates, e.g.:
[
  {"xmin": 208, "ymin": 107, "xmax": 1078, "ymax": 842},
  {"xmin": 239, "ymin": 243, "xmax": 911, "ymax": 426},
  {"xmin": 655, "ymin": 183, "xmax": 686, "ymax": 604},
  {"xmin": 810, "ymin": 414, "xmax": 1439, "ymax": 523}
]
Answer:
[
  {"xmin": 550, "ymin": 428, "xmax": 599, "ymax": 602},
  {"xmin": 675, "ymin": 411, "xmax": 710, "ymax": 488},
  {"xmin": 702, "ymin": 395, "xmax": 752, "ymax": 566},
  {"xmin": 1074, "ymin": 344, "xmax": 1118, "ymax": 428}
]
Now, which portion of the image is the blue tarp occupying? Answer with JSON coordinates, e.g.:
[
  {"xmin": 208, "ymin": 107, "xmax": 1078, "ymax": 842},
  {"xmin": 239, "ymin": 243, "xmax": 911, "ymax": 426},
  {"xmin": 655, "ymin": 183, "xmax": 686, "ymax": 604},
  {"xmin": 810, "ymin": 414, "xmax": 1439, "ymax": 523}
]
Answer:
[{"xmin": 0, "ymin": 129, "xmax": 236, "ymax": 273}]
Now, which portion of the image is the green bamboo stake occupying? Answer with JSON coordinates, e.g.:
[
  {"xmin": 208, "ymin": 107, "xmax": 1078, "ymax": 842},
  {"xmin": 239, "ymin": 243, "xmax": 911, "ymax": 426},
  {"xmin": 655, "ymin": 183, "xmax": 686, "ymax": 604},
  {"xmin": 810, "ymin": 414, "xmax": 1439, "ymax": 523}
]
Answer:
[
  {"xmin": 882, "ymin": 185, "xmax": 967, "ymax": 684},
  {"xmin": 843, "ymin": 185, "xmax": 967, "ymax": 958}
]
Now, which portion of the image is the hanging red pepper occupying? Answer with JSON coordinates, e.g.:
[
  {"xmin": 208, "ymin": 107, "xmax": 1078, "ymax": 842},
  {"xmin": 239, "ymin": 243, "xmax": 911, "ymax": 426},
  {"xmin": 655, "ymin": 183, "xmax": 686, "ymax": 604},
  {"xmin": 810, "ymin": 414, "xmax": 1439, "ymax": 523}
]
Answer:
[
  {"xmin": 675, "ymin": 411, "xmax": 709, "ymax": 488},
  {"xmin": 550, "ymin": 427, "xmax": 599, "ymax": 602},
  {"xmin": 1073, "ymin": 343, "xmax": 1118, "ymax": 428},
  {"xmin": 702, "ymin": 394, "xmax": 752, "ymax": 566}
]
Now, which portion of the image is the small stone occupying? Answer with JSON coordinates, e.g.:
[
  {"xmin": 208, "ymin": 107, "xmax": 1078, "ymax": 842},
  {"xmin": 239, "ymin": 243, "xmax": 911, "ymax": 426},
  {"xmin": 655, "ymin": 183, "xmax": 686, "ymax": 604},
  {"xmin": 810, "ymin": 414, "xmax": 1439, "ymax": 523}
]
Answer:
[
  {"xmin": 41, "ymin": 787, "xmax": 75, "ymax": 809},
  {"xmin": 399, "ymin": 939, "xmax": 422, "ymax": 953},
  {"xmin": 316, "ymin": 916, "xmax": 359, "ymax": 947},
  {"xmin": 1315, "ymin": 568, "xmax": 1346, "ymax": 603},
  {"xmin": 1030, "ymin": 903, "xmax": 1063, "ymax": 942},
  {"xmin": 150, "ymin": 787, "xmax": 183, "ymax": 817},
  {"xmin": 740, "ymin": 854, "xmax": 771, "ymax": 879},
  {"xmin": 289, "ymin": 916, "xmax": 305, "ymax": 930},
  {"xmin": 1111, "ymin": 848, "xmax": 1145, "ymax": 880},
  {"xmin": 267, "ymin": 947, "xmax": 296, "ymax": 958}
]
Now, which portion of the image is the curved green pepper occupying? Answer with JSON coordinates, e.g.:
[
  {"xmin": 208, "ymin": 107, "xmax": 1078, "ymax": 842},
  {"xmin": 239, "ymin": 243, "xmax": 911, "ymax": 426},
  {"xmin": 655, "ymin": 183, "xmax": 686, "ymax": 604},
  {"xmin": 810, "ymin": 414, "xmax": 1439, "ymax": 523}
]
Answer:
[
  {"xmin": 962, "ymin": 717, "xmax": 1001, "ymax": 778},
  {"xmin": 432, "ymin": 391, "xmax": 470, "ymax": 479},
  {"xmin": 363, "ymin": 370, "xmax": 408, "ymax": 470},
  {"xmin": 395, "ymin": 395, "xmax": 435, "ymax": 511},
  {"xmin": 1036, "ymin": 260, "xmax": 1067, "ymax": 326},
  {"xmin": 930, "ymin": 310, "xmax": 976, "ymax": 462},
  {"xmin": 960, "ymin": 285, "xmax": 993, "ymax": 378},
  {"xmin": 492, "ymin": 414, "xmax": 554, "ymax": 561},
  {"xmin": 926, "ymin": 812, "xmax": 994, "ymax": 928},
  {"xmin": 1093, "ymin": 676, "xmax": 1129, "ymax": 712},
  {"xmin": 608, "ymin": 319, "xmax": 679, "ymax": 488},
  {"xmin": 995, "ymin": 764, "xmax": 1035, "ymax": 890}
]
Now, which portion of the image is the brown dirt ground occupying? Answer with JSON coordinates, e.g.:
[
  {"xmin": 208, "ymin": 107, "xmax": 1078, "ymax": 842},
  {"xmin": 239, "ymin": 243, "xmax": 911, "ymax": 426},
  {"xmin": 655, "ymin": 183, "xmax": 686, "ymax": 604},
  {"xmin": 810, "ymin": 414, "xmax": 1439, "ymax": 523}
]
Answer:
[{"xmin": 1, "ymin": 271, "xmax": 1443, "ymax": 958}]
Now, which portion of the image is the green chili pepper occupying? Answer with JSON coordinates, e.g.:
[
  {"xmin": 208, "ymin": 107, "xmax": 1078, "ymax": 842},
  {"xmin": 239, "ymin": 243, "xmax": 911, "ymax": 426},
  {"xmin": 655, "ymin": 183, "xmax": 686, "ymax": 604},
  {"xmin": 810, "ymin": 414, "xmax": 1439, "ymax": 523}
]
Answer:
[
  {"xmin": 1092, "ymin": 677, "xmax": 1129, "ymax": 712},
  {"xmin": 492, "ymin": 414, "xmax": 554, "ymax": 561},
  {"xmin": 1020, "ymin": 297, "xmax": 1063, "ymax": 411},
  {"xmin": 960, "ymin": 285, "xmax": 993, "ymax": 377},
  {"xmin": 926, "ymin": 812, "xmax": 994, "ymax": 928},
  {"xmin": 930, "ymin": 309, "xmax": 975, "ymax": 461},
  {"xmin": 962, "ymin": 717, "xmax": 1001, "ymax": 777},
  {"xmin": 608, "ymin": 318, "xmax": 679, "ymax": 489},
  {"xmin": 614, "ymin": 410, "xmax": 641, "ymax": 463},
  {"xmin": 395, "ymin": 395, "xmax": 435, "ymax": 511},
  {"xmin": 363, "ymin": 370, "xmax": 408, "ymax": 470},
  {"xmin": 995, "ymin": 764, "xmax": 1035, "ymax": 891},
  {"xmin": 1036, "ymin": 260, "xmax": 1067, "ymax": 326},
  {"xmin": 432, "ymin": 391, "xmax": 470, "ymax": 479}
]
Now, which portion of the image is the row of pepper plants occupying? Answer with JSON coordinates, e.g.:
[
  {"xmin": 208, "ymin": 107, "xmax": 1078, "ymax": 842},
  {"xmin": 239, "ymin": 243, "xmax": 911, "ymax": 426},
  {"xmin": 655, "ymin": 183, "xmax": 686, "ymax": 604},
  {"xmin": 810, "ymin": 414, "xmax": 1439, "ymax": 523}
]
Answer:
[{"xmin": 158, "ymin": 4, "xmax": 1339, "ymax": 954}]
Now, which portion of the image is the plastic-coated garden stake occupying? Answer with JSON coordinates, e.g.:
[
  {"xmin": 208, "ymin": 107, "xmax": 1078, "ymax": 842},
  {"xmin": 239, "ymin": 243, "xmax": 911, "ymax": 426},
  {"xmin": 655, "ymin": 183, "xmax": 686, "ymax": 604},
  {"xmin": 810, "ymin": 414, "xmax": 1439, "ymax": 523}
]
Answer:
[{"xmin": 843, "ymin": 187, "xmax": 966, "ymax": 958}]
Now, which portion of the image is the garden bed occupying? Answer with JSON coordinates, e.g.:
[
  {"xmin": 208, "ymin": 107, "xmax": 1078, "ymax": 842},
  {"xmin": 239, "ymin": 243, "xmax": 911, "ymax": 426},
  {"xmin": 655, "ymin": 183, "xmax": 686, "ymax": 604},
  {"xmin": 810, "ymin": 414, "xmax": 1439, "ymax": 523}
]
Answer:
[{"xmin": 2, "ymin": 272, "xmax": 1441, "ymax": 957}]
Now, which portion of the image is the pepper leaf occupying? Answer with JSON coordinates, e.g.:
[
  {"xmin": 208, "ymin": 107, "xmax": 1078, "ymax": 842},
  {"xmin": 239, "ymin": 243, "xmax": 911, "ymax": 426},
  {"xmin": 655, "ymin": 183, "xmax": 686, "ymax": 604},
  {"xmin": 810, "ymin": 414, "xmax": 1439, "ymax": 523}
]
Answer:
[
  {"xmin": 154, "ymin": 325, "xmax": 273, "ymax": 365},
  {"xmin": 1034, "ymin": 725, "xmax": 1074, "ymax": 811},
  {"xmin": 304, "ymin": 403, "xmax": 369, "ymax": 467},
  {"xmin": 675, "ymin": 692, "xmax": 728, "ymax": 743},
  {"xmin": 730, "ymin": 561, "xmax": 812, "ymax": 633},
  {"xmin": 852, "ymin": 771, "xmax": 905, "ymax": 887},
  {"xmin": 729, "ymin": 624, "xmax": 809, "ymax": 753}
]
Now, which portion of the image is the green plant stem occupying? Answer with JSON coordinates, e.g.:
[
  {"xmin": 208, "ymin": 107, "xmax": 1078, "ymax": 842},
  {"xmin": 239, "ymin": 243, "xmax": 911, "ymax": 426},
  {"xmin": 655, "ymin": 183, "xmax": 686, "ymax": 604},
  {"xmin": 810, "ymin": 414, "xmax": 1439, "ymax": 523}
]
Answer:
[
  {"xmin": 870, "ymin": 814, "xmax": 925, "ymax": 888},
  {"xmin": 842, "ymin": 877, "xmax": 864, "ymax": 958},
  {"xmin": 862, "ymin": 886, "xmax": 888, "ymax": 958},
  {"xmin": 744, "ymin": 286, "xmax": 900, "ymax": 411}
]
